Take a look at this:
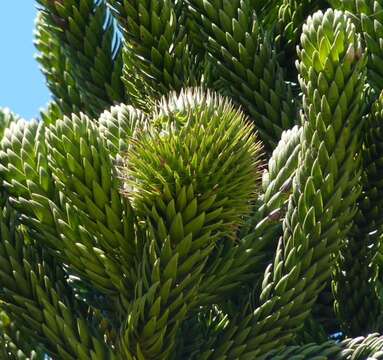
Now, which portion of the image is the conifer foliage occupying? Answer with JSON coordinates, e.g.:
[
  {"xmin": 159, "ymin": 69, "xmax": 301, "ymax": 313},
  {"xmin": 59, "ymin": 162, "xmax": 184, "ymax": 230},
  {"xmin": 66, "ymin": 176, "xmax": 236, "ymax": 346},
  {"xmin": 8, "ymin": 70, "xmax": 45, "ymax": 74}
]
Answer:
[{"xmin": 2, "ymin": 1, "xmax": 383, "ymax": 359}]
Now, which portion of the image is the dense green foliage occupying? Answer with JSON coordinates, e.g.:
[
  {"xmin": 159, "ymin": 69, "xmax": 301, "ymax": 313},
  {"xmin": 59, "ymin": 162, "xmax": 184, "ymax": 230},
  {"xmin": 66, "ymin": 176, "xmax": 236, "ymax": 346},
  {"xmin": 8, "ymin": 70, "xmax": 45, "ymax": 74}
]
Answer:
[{"xmin": 3, "ymin": 0, "xmax": 383, "ymax": 359}]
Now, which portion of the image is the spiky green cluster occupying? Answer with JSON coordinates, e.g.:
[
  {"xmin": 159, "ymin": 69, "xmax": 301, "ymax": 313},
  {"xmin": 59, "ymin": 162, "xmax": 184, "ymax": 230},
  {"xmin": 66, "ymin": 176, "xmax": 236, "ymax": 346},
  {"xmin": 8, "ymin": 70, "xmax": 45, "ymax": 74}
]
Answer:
[{"xmin": 118, "ymin": 90, "xmax": 262, "ymax": 359}]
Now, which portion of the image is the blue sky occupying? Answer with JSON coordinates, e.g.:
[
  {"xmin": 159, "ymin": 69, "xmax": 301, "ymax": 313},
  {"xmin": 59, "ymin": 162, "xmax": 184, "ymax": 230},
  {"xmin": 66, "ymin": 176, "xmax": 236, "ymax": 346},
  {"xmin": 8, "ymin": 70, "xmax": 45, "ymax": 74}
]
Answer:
[{"xmin": 0, "ymin": 2, "xmax": 51, "ymax": 119}]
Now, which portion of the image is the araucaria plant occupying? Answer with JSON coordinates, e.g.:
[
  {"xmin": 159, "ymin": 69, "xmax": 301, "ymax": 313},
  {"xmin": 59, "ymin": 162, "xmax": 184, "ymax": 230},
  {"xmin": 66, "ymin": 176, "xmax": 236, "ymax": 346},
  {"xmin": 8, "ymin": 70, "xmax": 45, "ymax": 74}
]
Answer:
[{"xmin": 3, "ymin": 0, "xmax": 383, "ymax": 359}]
